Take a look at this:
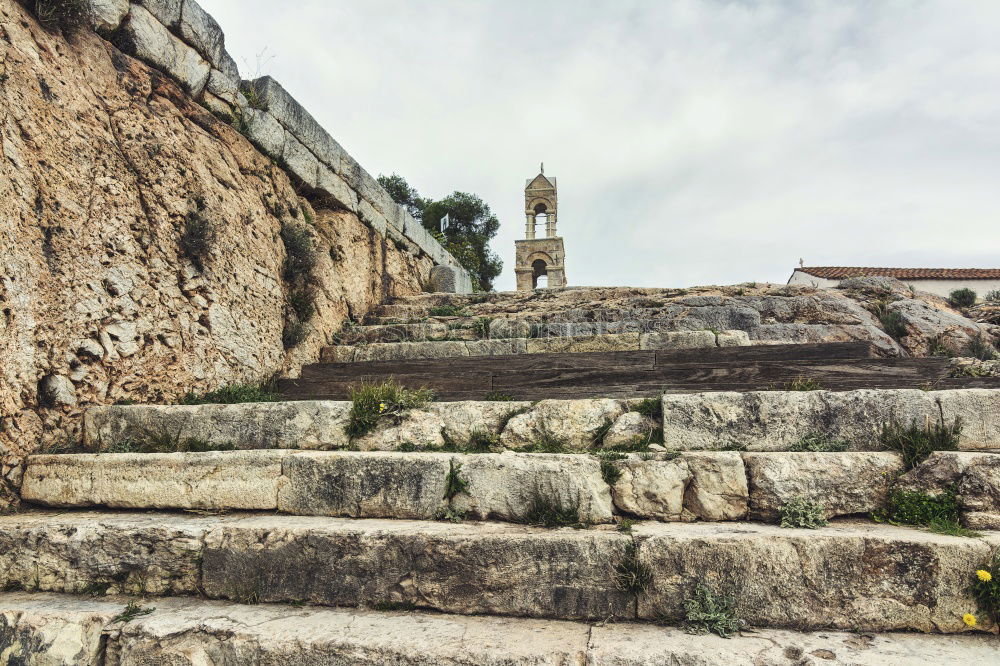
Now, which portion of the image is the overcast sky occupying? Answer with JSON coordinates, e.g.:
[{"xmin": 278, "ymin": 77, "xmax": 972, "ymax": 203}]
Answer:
[{"xmin": 201, "ymin": 0, "xmax": 1000, "ymax": 291}]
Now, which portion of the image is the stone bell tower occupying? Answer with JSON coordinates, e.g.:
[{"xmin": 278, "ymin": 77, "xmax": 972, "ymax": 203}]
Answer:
[{"xmin": 515, "ymin": 164, "xmax": 567, "ymax": 290}]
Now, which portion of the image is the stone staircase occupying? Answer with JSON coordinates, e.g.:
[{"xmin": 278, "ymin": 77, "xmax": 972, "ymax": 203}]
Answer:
[{"xmin": 4, "ymin": 385, "xmax": 1000, "ymax": 662}]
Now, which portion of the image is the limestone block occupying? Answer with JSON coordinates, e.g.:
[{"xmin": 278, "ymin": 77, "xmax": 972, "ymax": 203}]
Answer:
[
  {"xmin": 352, "ymin": 341, "xmax": 470, "ymax": 362},
  {"xmin": 429, "ymin": 402, "xmax": 533, "ymax": 444},
  {"xmin": 452, "ymin": 453, "xmax": 614, "ymax": 524},
  {"xmin": 21, "ymin": 451, "xmax": 293, "ymax": 510},
  {"xmin": 602, "ymin": 412, "xmax": 659, "ymax": 449},
  {"xmin": 465, "ymin": 338, "xmax": 528, "ymax": 357},
  {"xmin": 200, "ymin": 516, "xmax": 634, "ymax": 619},
  {"xmin": 660, "ymin": 389, "xmax": 1000, "ymax": 452},
  {"xmin": 716, "ymin": 329, "xmax": 751, "ymax": 347},
  {"xmin": 894, "ymin": 451, "xmax": 978, "ymax": 496},
  {"xmin": 241, "ymin": 108, "xmax": 286, "ymax": 161},
  {"xmin": 278, "ymin": 452, "xmax": 451, "ymax": 519},
  {"xmin": 179, "ymin": 0, "xmax": 225, "ymax": 64},
  {"xmin": 526, "ymin": 333, "xmax": 640, "ymax": 354},
  {"xmin": 750, "ymin": 323, "xmax": 899, "ymax": 356},
  {"xmin": 89, "ymin": 0, "xmax": 129, "ymax": 33},
  {"xmin": 200, "ymin": 91, "xmax": 233, "ymax": 120},
  {"xmin": 280, "ymin": 131, "xmax": 322, "ymax": 189},
  {"xmin": 352, "ymin": 409, "xmax": 446, "ymax": 451},
  {"xmin": 499, "ymin": 399, "xmax": 626, "ymax": 451},
  {"xmin": 636, "ymin": 521, "xmax": 996, "ymax": 633},
  {"xmin": 488, "ymin": 318, "xmax": 532, "ymax": 339},
  {"xmin": 682, "ymin": 451, "xmax": 749, "ymax": 520},
  {"xmin": 638, "ymin": 330, "xmax": 716, "ymax": 350},
  {"xmin": 351, "ymin": 402, "xmax": 529, "ymax": 451},
  {"xmin": 136, "ymin": 0, "xmax": 181, "ymax": 26},
  {"xmin": 316, "ymin": 165, "xmax": 360, "ymax": 212},
  {"xmin": 39, "ymin": 374, "xmax": 76, "ymax": 407},
  {"xmin": 120, "ymin": 5, "xmax": 211, "ymax": 96},
  {"xmin": 610, "ymin": 457, "xmax": 691, "ymax": 521},
  {"xmin": 956, "ymin": 453, "xmax": 1000, "ymax": 513},
  {"xmin": 744, "ymin": 452, "xmax": 904, "ymax": 521},
  {"xmin": 428, "ymin": 265, "xmax": 459, "ymax": 293},
  {"xmin": 0, "ymin": 593, "xmax": 117, "ymax": 665},
  {"xmin": 319, "ymin": 345, "xmax": 356, "ymax": 363},
  {"xmin": 83, "ymin": 401, "xmax": 352, "ymax": 451},
  {"xmin": 357, "ymin": 198, "xmax": 387, "ymax": 234},
  {"xmin": 246, "ymin": 78, "xmax": 346, "ymax": 171},
  {"xmin": 0, "ymin": 512, "xmax": 205, "ymax": 595}
]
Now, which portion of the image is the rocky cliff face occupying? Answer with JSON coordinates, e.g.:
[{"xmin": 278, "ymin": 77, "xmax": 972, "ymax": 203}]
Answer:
[{"xmin": 0, "ymin": 0, "xmax": 432, "ymax": 498}]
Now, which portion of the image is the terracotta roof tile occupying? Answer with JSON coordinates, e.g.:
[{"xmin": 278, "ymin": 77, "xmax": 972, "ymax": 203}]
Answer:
[{"xmin": 797, "ymin": 267, "xmax": 1000, "ymax": 280}]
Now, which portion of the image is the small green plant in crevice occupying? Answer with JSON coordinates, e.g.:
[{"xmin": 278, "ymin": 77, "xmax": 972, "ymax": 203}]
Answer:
[
  {"xmin": 879, "ymin": 416, "xmax": 961, "ymax": 469},
  {"xmin": 484, "ymin": 391, "xmax": 514, "ymax": 402},
  {"xmin": 779, "ymin": 497, "xmax": 828, "ymax": 529},
  {"xmin": 444, "ymin": 460, "xmax": 468, "ymax": 500},
  {"xmin": 789, "ymin": 433, "xmax": 849, "ymax": 453},
  {"xmin": 969, "ymin": 554, "xmax": 1000, "ymax": 628},
  {"xmin": 230, "ymin": 106, "xmax": 254, "ymax": 137},
  {"xmin": 288, "ymin": 288, "xmax": 316, "ymax": 323},
  {"xmin": 180, "ymin": 382, "xmax": 279, "ymax": 405},
  {"xmin": 102, "ymin": 429, "xmax": 236, "ymax": 454},
  {"xmin": 523, "ymin": 423, "xmax": 571, "ymax": 454},
  {"xmin": 630, "ymin": 396, "xmax": 663, "ymax": 419},
  {"xmin": 600, "ymin": 459, "xmax": 622, "ymax": 485},
  {"xmin": 497, "ymin": 406, "xmax": 531, "ymax": 431},
  {"xmin": 280, "ymin": 223, "xmax": 318, "ymax": 283},
  {"xmin": 428, "ymin": 304, "xmax": 468, "ymax": 317},
  {"xmin": 873, "ymin": 487, "xmax": 975, "ymax": 537},
  {"xmin": 32, "ymin": 0, "xmax": 90, "ymax": 32},
  {"xmin": 240, "ymin": 81, "xmax": 266, "ymax": 110},
  {"xmin": 111, "ymin": 600, "xmax": 155, "ymax": 624},
  {"xmin": 612, "ymin": 541, "xmax": 651, "ymax": 597},
  {"xmin": 784, "ymin": 376, "xmax": 822, "ymax": 391},
  {"xmin": 949, "ymin": 288, "xmax": 977, "ymax": 308},
  {"xmin": 591, "ymin": 418, "xmax": 615, "ymax": 448},
  {"xmin": 282, "ymin": 320, "xmax": 308, "ymax": 349},
  {"xmin": 683, "ymin": 584, "xmax": 745, "ymax": 638},
  {"xmin": 928, "ymin": 335, "xmax": 957, "ymax": 358},
  {"xmin": 78, "ymin": 581, "xmax": 112, "ymax": 597},
  {"xmin": 345, "ymin": 380, "xmax": 435, "ymax": 439},
  {"xmin": 473, "ymin": 317, "xmax": 493, "ymax": 339},
  {"xmin": 966, "ymin": 333, "xmax": 998, "ymax": 361},
  {"xmin": 436, "ymin": 507, "xmax": 466, "ymax": 523},
  {"xmin": 874, "ymin": 303, "xmax": 907, "ymax": 341},
  {"xmin": 464, "ymin": 429, "xmax": 500, "ymax": 453},
  {"xmin": 616, "ymin": 519, "xmax": 637, "ymax": 533},
  {"xmin": 372, "ymin": 600, "xmax": 417, "ymax": 612},
  {"xmin": 519, "ymin": 496, "xmax": 583, "ymax": 528},
  {"xmin": 180, "ymin": 208, "xmax": 216, "ymax": 271}
]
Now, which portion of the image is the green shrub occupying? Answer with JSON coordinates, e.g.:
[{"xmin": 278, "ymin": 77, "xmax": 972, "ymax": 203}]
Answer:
[
  {"xmin": 345, "ymin": 380, "xmax": 434, "ymax": 439},
  {"xmin": 790, "ymin": 433, "xmax": 849, "ymax": 452},
  {"xmin": 519, "ymin": 496, "xmax": 583, "ymax": 528},
  {"xmin": 280, "ymin": 224, "xmax": 317, "ymax": 282},
  {"xmin": 288, "ymin": 289, "xmax": 316, "ymax": 323},
  {"xmin": 875, "ymin": 487, "xmax": 961, "ymax": 526},
  {"xmin": 33, "ymin": 0, "xmax": 90, "ymax": 31},
  {"xmin": 779, "ymin": 497, "xmax": 828, "ymax": 529},
  {"xmin": 180, "ymin": 211, "xmax": 216, "ymax": 270},
  {"xmin": 180, "ymin": 382, "xmax": 279, "ymax": 405},
  {"xmin": 483, "ymin": 391, "xmax": 514, "ymax": 401},
  {"xmin": 970, "ymin": 553, "xmax": 1000, "ymax": 627},
  {"xmin": 949, "ymin": 288, "xmax": 977, "ymax": 308},
  {"xmin": 473, "ymin": 317, "xmax": 492, "ymax": 339},
  {"xmin": 986, "ymin": 290, "xmax": 1000, "ymax": 303},
  {"xmin": 616, "ymin": 518, "xmax": 637, "ymax": 533},
  {"xmin": 282, "ymin": 320, "xmax": 307, "ymax": 349},
  {"xmin": 612, "ymin": 542, "xmax": 651, "ymax": 597},
  {"xmin": 879, "ymin": 417, "xmax": 961, "ymax": 469},
  {"xmin": 428, "ymin": 305, "xmax": 467, "ymax": 317},
  {"xmin": 871, "ymin": 300, "xmax": 908, "ymax": 341},
  {"xmin": 966, "ymin": 334, "xmax": 998, "ymax": 361},
  {"xmin": 631, "ymin": 397, "xmax": 662, "ymax": 419},
  {"xmin": 600, "ymin": 459, "xmax": 622, "ymax": 485},
  {"xmin": 683, "ymin": 584, "xmax": 745, "ymax": 638}
]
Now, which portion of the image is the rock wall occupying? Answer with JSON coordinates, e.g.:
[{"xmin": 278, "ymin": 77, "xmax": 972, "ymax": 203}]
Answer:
[{"xmin": 0, "ymin": 0, "xmax": 448, "ymax": 499}]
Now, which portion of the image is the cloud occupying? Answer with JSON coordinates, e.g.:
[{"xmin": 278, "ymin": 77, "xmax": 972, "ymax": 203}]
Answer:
[{"xmin": 200, "ymin": 0, "xmax": 1000, "ymax": 290}]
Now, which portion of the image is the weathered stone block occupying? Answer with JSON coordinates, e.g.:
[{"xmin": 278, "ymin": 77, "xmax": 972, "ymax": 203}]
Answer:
[
  {"xmin": 716, "ymin": 329, "xmax": 751, "ymax": 347},
  {"xmin": 661, "ymin": 389, "xmax": 1000, "ymax": 452},
  {"xmin": 526, "ymin": 333, "xmax": 641, "ymax": 354},
  {"xmin": 278, "ymin": 452, "xmax": 451, "ymax": 519},
  {"xmin": 499, "ymin": 399, "xmax": 626, "ymax": 451},
  {"xmin": 602, "ymin": 411, "xmax": 659, "ymax": 449},
  {"xmin": 744, "ymin": 452, "xmax": 904, "ymax": 520},
  {"xmin": 84, "ymin": 401, "xmax": 352, "ymax": 451},
  {"xmin": 352, "ymin": 341, "xmax": 470, "ymax": 362},
  {"xmin": 638, "ymin": 330, "xmax": 716, "ymax": 350},
  {"xmin": 636, "ymin": 521, "xmax": 997, "ymax": 633},
  {"xmin": 21, "ymin": 451, "xmax": 292, "ymax": 510},
  {"xmin": 201, "ymin": 516, "xmax": 634, "ymax": 620},
  {"xmin": 179, "ymin": 0, "xmax": 224, "ymax": 64},
  {"xmin": 316, "ymin": 164, "xmax": 360, "ymax": 212},
  {"xmin": 0, "ymin": 593, "xmax": 117, "ymax": 665},
  {"xmin": 452, "ymin": 453, "xmax": 614, "ymax": 524},
  {"xmin": 682, "ymin": 451, "xmax": 749, "ymax": 520},
  {"xmin": 241, "ymin": 108, "xmax": 286, "ymax": 161},
  {"xmin": 280, "ymin": 131, "xmax": 322, "ymax": 190},
  {"xmin": 610, "ymin": 457, "xmax": 690, "ymax": 521},
  {"xmin": 136, "ymin": 0, "xmax": 181, "ymax": 26},
  {"xmin": 119, "ymin": 5, "xmax": 211, "ymax": 96},
  {"xmin": 428, "ymin": 265, "xmax": 459, "ymax": 293},
  {"xmin": 465, "ymin": 338, "xmax": 529, "ymax": 357},
  {"xmin": 89, "ymin": 0, "xmax": 129, "ymax": 33}
]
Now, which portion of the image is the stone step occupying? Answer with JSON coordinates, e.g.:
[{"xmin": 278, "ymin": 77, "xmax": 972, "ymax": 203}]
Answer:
[
  {"xmin": 321, "ymin": 329, "xmax": 747, "ymax": 363},
  {"xmin": 83, "ymin": 389, "xmax": 1000, "ymax": 456},
  {"xmin": 0, "ymin": 511, "xmax": 995, "ymax": 632},
  {"xmin": 3, "ymin": 592, "xmax": 997, "ymax": 665},
  {"xmin": 21, "ymin": 450, "xmax": 1000, "ymax": 527}
]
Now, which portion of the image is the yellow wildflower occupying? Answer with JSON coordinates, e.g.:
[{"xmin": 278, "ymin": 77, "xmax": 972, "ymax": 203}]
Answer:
[
  {"xmin": 378, "ymin": 402, "xmax": 387, "ymax": 413},
  {"xmin": 963, "ymin": 613, "xmax": 977, "ymax": 627},
  {"xmin": 976, "ymin": 570, "xmax": 992, "ymax": 582}
]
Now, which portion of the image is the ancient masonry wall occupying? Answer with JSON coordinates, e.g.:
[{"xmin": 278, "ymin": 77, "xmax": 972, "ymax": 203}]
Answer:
[{"xmin": 90, "ymin": 0, "xmax": 473, "ymax": 293}]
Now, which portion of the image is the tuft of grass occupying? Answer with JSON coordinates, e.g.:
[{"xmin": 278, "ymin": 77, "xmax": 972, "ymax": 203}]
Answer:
[
  {"xmin": 444, "ymin": 460, "xmax": 468, "ymax": 500},
  {"xmin": 436, "ymin": 507, "xmax": 466, "ymax": 523},
  {"xmin": 612, "ymin": 542, "xmax": 651, "ymax": 597},
  {"xmin": 616, "ymin": 519, "xmax": 637, "ymax": 533},
  {"xmin": 785, "ymin": 376, "xmax": 822, "ymax": 391},
  {"xmin": 473, "ymin": 317, "xmax": 493, "ymax": 339},
  {"xmin": 111, "ymin": 600, "xmax": 155, "ymax": 624},
  {"xmin": 280, "ymin": 223, "xmax": 317, "ymax": 283},
  {"xmin": 484, "ymin": 391, "xmax": 514, "ymax": 402},
  {"xmin": 631, "ymin": 397, "xmax": 663, "ymax": 419},
  {"xmin": 288, "ymin": 288, "xmax": 316, "ymax": 323},
  {"xmin": 240, "ymin": 81, "xmax": 266, "ymax": 110},
  {"xmin": 779, "ymin": 497, "xmax": 828, "ymax": 529},
  {"xmin": 986, "ymin": 290, "xmax": 1000, "ymax": 303},
  {"xmin": 428, "ymin": 304, "xmax": 467, "ymax": 317},
  {"xmin": 180, "ymin": 382, "xmax": 279, "ymax": 405},
  {"xmin": 600, "ymin": 459, "xmax": 622, "ymax": 485},
  {"xmin": 497, "ymin": 406, "xmax": 531, "ymax": 431},
  {"xmin": 522, "ymin": 423, "xmax": 570, "ymax": 454},
  {"xmin": 33, "ymin": 0, "xmax": 90, "ymax": 32},
  {"xmin": 180, "ymin": 210, "xmax": 216, "ymax": 271},
  {"xmin": 519, "ymin": 496, "xmax": 583, "ymax": 528},
  {"xmin": 879, "ymin": 416, "xmax": 961, "ymax": 469},
  {"xmin": 683, "ymin": 584, "xmax": 745, "ymax": 638},
  {"xmin": 927, "ymin": 517, "xmax": 980, "ymax": 538},
  {"xmin": 874, "ymin": 487, "xmax": 966, "ymax": 529},
  {"xmin": 102, "ymin": 429, "xmax": 236, "ymax": 454},
  {"xmin": 591, "ymin": 418, "xmax": 615, "ymax": 448},
  {"xmin": 465, "ymin": 429, "xmax": 500, "ymax": 452},
  {"xmin": 790, "ymin": 433, "xmax": 849, "ymax": 453},
  {"xmin": 966, "ymin": 333, "xmax": 998, "ymax": 361},
  {"xmin": 345, "ymin": 380, "xmax": 434, "ymax": 440},
  {"xmin": 949, "ymin": 288, "xmax": 977, "ymax": 308}
]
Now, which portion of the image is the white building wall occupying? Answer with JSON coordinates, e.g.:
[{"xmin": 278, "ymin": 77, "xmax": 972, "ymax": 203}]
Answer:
[{"xmin": 787, "ymin": 270, "xmax": 1000, "ymax": 302}]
